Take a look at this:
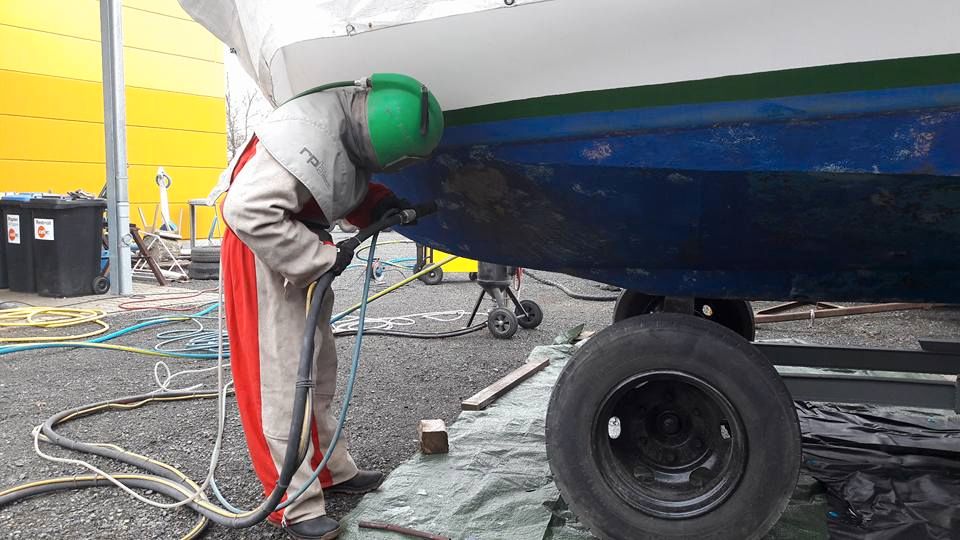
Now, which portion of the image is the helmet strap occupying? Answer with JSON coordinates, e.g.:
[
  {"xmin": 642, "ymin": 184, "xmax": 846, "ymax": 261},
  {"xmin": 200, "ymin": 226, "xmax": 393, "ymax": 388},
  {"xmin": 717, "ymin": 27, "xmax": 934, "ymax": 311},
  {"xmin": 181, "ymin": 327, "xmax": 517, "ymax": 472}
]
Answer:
[{"xmin": 420, "ymin": 85, "xmax": 429, "ymax": 136}]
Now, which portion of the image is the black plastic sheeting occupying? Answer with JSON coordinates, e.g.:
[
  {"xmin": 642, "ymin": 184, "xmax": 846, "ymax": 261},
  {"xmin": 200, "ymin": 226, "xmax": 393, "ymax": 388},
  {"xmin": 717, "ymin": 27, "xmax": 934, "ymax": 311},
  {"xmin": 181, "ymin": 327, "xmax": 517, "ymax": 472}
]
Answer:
[{"xmin": 797, "ymin": 402, "xmax": 960, "ymax": 539}]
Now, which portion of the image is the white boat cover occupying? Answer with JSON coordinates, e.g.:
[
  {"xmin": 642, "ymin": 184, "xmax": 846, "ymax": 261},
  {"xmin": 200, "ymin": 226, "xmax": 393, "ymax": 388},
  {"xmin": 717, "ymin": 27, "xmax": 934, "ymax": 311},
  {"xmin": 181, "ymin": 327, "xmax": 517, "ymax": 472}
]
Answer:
[
  {"xmin": 178, "ymin": 0, "xmax": 541, "ymax": 105},
  {"xmin": 180, "ymin": 0, "xmax": 960, "ymax": 112}
]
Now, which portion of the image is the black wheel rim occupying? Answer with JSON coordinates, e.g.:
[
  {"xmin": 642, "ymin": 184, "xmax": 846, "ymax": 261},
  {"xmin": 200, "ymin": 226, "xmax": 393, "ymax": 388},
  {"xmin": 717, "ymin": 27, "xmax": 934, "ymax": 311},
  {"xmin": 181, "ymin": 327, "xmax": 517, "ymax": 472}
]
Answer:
[
  {"xmin": 491, "ymin": 311, "xmax": 512, "ymax": 333},
  {"xmin": 593, "ymin": 370, "xmax": 746, "ymax": 519}
]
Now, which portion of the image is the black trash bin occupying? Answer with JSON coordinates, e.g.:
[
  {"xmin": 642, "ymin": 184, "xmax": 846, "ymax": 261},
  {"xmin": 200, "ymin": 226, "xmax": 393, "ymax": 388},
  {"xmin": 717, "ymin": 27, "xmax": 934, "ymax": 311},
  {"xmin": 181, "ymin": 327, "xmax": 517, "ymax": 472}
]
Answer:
[
  {"xmin": 0, "ymin": 195, "xmax": 38, "ymax": 293},
  {"xmin": 30, "ymin": 198, "xmax": 107, "ymax": 297}
]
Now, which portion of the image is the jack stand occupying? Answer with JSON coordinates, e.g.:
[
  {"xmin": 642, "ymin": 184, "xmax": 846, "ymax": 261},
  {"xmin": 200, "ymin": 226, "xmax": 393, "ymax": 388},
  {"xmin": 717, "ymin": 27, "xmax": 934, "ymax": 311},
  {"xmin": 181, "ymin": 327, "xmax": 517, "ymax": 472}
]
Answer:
[{"xmin": 465, "ymin": 262, "xmax": 543, "ymax": 339}]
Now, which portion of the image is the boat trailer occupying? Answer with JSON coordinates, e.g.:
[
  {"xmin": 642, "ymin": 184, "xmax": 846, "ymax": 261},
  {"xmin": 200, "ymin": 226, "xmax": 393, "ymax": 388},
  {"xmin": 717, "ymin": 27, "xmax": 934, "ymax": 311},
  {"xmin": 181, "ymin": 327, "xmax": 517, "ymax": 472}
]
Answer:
[{"xmin": 546, "ymin": 294, "xmax": 959, "ymax": 539}]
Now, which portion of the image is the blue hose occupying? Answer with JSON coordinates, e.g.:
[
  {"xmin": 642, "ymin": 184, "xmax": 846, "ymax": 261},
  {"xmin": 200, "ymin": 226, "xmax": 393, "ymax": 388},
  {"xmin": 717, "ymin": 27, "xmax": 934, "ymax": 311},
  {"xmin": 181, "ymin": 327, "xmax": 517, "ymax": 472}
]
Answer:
[{"xmin": 0, "ymin": 303, "xmax": 222, "ymax": 357}]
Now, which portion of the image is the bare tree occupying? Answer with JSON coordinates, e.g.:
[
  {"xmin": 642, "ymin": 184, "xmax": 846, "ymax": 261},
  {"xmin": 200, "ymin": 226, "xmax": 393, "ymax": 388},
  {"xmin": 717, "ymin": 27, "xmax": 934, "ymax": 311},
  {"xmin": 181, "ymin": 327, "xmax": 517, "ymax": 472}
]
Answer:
[{"xmin": 225, "ymin": 68, "xmax": 270, "ymax": 159}]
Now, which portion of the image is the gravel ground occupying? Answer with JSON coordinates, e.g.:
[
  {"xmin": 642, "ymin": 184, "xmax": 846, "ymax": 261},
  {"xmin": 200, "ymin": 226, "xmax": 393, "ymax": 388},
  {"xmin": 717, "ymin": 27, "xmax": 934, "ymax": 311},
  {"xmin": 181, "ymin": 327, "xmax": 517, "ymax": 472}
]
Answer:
[{"xmin": 1, "ymin": 232, "xmax": 958, "ymax": 538}]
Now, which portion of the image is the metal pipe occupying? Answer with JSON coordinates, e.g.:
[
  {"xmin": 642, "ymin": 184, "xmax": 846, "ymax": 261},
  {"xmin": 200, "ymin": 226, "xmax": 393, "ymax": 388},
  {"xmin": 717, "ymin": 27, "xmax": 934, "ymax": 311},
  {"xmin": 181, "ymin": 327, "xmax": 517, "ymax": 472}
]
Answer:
[
  {"xmin": 755, "ymin": 301, "xmax": 842, "ymax": 315},
  {"xmin": 358, "ymin": 521, "xmax": 451, "ymax": 540},
  {"xmin": 99, "ymin": 0, "xmax": 133, "ymax": 295},
  {"xmin": 754, "ymin": 303, "xmax": 933, "ymax": 324}
]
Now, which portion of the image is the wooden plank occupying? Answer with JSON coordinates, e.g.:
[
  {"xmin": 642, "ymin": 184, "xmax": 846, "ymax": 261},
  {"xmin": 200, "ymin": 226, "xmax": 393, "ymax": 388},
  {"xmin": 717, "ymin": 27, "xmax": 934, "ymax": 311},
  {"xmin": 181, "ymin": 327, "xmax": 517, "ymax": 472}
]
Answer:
[
  {"xmin": 461, "ymin": 357, "xmax": 550, "ymax": 411},
  {"xmin": 129, "ymin": 224, "xmax": 167, "ymax": 286}
]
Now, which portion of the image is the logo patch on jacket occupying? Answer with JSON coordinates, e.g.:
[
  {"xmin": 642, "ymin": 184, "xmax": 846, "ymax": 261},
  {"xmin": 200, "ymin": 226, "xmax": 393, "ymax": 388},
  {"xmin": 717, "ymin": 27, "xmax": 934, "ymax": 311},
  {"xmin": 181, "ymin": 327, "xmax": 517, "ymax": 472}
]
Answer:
[{"xmin": 299, "ymin": 147, "xmax": 326, "ymax": 177}]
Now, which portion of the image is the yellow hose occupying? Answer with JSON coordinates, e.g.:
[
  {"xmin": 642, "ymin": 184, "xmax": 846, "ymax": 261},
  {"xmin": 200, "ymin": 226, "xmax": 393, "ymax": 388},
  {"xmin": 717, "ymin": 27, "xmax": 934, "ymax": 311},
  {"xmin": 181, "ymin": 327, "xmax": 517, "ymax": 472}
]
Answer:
[
  {"xmin": 4, "ymin": 341, "xmax": 210, "ymax": 358},
  {"xmin": 0, "ymin": 307, "xmax": 109, "ymax": 342},
  {"xmin": 335, "ymin": 255, "xmax": 458, "ymax": 318}
]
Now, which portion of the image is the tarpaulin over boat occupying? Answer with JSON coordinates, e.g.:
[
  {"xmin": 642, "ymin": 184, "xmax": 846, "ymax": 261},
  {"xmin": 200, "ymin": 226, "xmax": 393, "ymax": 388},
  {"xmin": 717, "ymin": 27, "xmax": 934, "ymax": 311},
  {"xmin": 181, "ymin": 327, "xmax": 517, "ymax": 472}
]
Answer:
[{"xmin": 177, "ymin": 0, "xmax": 542, "ymax": 105}]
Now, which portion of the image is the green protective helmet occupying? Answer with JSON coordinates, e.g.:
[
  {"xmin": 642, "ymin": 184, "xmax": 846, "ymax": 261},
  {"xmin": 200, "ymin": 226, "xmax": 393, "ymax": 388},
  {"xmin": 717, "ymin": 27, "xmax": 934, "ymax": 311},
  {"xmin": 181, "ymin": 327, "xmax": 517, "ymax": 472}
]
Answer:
[{"xmin": 365, "ymin": 73, "xmax": 444, "ymax": 172}]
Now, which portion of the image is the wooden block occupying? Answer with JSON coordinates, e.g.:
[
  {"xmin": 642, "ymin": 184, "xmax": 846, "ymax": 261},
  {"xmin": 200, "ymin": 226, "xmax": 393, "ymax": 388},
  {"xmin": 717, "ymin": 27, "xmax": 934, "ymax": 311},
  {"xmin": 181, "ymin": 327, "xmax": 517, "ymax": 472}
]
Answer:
[
  {"xmin": 575, "ymin": 330, "xmax": 596, "ymax": 342},
  {"xmin": 460, "ymin": 357, "xmax": 550, "ymax": 411},
  {"xmin": 418, "ymin": 419, "xmax": 449, "ymax": 454}
]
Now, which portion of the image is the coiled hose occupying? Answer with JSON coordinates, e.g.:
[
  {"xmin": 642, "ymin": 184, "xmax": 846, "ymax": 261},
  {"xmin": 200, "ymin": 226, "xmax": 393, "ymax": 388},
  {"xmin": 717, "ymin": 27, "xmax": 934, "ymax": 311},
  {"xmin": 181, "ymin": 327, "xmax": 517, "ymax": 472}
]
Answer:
[{"xmin": 0, "ymin": 212, "xmax": 411, "ymax": 536}]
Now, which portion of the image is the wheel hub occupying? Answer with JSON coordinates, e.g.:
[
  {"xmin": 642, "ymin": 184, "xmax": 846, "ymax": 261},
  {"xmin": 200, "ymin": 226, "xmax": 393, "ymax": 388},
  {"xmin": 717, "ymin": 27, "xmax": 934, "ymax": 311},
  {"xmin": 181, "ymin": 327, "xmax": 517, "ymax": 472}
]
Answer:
[
  {"xmin": 594, "ymin": 371, "xmax": 747, "ymax": 519},
  {"xmin": 657, "ymin": 412, "xmax": 681, "ymax": 435}
]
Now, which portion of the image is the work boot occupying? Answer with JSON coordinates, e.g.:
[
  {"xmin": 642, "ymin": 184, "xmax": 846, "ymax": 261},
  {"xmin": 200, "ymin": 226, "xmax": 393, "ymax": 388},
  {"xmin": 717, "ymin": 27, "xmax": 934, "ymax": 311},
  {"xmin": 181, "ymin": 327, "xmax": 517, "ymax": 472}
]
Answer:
[
  {"xmin": 325, "ymin": 469, "xmax": 384, "ymax": 495},
  {"xmin": 283, "ymin": 516, "xmax": 341, "ymax": 540}
]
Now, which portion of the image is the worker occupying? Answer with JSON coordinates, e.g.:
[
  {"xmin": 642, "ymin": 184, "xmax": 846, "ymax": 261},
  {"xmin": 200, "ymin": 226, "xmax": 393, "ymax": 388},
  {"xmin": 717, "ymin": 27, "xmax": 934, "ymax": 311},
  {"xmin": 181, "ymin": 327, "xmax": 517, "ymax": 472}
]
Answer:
[{"xmin": 217, "ymin": 74, "xmax": 443, "ymax": 540}]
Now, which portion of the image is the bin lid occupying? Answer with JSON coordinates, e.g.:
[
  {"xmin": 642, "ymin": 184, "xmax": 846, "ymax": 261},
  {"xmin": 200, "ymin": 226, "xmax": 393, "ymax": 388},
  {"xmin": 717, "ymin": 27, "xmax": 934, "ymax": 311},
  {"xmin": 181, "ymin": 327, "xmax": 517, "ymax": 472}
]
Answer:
[
  {"xmin": 27, "ymin": 198, "xmax": 107, "ymax": 209},
  {"xmin": 0, "ymin": 195, "xmax": 37, "ymax": 202}
]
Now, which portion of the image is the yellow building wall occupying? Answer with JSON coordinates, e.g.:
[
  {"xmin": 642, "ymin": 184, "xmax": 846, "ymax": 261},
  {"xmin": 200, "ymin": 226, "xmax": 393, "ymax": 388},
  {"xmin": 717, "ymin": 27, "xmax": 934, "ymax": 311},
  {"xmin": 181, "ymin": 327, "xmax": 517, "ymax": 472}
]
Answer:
[{"xmin": 0, "ymin": 0, "xmax": 226, "ymax": 239}]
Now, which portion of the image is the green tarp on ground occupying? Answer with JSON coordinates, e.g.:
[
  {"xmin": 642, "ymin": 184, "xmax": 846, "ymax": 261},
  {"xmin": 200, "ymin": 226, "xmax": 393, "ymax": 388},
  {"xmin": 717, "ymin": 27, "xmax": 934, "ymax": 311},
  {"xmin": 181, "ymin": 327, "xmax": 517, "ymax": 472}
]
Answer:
[
  {"xmin": 340, "ymin": 340, "xmax": 576, "ymax": 540},
  {"xmin": 341, "ymin": 328, "xmax": 829, "ymax": 539}
]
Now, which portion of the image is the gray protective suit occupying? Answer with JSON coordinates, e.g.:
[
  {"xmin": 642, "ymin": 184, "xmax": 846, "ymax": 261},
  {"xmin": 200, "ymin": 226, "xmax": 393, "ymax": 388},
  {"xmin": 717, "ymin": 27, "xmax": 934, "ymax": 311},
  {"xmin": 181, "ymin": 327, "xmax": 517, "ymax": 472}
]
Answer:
[{"xmin": 220, "ymin": 88, "xmax": 378, "ymax": 525}]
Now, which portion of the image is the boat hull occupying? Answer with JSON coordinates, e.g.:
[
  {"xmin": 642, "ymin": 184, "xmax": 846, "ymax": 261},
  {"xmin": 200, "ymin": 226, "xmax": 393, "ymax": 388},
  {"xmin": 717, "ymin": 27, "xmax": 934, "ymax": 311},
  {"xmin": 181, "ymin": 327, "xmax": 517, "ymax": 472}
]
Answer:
[
  {"xmin": 381, "ymin": 82, "xmax": 960, "ymax": 303},
  {"xmin": 178, "ymin": 0, "xmax": 960, "ymax": 303}
]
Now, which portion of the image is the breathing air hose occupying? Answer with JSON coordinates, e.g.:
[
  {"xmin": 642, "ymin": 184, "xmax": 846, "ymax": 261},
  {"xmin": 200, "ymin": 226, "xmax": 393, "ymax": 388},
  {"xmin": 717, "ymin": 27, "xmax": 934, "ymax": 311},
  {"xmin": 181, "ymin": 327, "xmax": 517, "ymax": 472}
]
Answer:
[
  {"xmin": 0, "ymin": 205, "xmax": 434, "ymax": 535},
  {"xmin": 287, "ymin": 80, "xmax": 359, "ymax": 102}
]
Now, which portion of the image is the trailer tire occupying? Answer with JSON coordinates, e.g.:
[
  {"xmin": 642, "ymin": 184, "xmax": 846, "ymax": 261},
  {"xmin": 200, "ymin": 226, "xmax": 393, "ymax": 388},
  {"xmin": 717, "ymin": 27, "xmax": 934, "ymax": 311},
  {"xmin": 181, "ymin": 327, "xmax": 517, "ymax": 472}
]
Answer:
[
  {"xmin": 547, "ymin": 313, "xmax": 799, "ymax": 539},
  {"xmin": 613, "ymin": 291, "xmax": 755, "ymax": 341}
]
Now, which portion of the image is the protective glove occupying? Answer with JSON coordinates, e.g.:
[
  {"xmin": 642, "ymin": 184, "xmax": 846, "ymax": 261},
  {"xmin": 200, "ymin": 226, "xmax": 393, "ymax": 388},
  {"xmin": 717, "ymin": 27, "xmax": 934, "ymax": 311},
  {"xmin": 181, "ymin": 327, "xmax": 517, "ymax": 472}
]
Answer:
[
  {"xmin": 371, "ymin": 193, "xmax": 413, "ymax": 224},
  {"xmin": 330, "ymin": 238, "xmax": 360, "ymax": 276}
]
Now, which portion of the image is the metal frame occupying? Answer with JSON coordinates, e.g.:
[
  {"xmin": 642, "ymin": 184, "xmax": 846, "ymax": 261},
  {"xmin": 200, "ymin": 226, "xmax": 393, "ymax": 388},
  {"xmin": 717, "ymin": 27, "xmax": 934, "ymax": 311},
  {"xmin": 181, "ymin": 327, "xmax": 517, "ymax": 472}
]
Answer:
[
  {"xmin": 754, "ymin": 302, "xmax": 933, "ymax": 324},
  {"xmin": 757, "ymin": 342, "xmax": 960, "ymax": 412},
  {"xmin": 188, "ymin": 198, "xmax": 221, "ymax": 251},
  {"xmin": 658, "ymin": 297, "xmax": 960, "ymax": 412}
]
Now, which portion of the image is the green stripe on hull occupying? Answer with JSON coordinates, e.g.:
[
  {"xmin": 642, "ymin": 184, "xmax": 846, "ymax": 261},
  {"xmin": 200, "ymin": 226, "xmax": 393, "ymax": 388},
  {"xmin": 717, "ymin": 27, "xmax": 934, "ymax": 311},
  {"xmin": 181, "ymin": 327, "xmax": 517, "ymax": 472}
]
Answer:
[{"xmin": 445, "ymin": 53, "xmax": 960, "ymax": 126}]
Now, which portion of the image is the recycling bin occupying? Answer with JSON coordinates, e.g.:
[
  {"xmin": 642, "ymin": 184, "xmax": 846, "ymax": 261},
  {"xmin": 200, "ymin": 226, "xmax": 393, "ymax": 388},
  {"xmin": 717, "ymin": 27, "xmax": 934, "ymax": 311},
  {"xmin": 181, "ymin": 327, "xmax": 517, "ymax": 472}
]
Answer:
[
  {"xmin": 30, "ymin": 198, "xmax": 107, "ymax": 297},
  {"xmin": 0, "ymin": 195, "xmax": 38, "ymax": 292}
]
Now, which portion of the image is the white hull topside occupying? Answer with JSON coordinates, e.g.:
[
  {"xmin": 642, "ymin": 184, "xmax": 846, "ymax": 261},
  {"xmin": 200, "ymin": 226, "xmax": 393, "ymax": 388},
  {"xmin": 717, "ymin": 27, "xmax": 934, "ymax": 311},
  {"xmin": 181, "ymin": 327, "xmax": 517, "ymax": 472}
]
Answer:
[{"xmin": 182, "ymin": 0, "xmax": 960, "ymax": 110}]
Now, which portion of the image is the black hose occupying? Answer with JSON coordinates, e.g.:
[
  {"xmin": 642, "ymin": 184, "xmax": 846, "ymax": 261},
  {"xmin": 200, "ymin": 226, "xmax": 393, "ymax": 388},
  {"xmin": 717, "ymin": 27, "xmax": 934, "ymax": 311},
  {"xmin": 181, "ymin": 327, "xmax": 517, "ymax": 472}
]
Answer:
[
  {"xmin": 0, "ymin": 277, "xmax": 334, "ymax": 529},
  {"xmin": 524, "ymin": 271, "xmax": 619, "ymax": 302},
  {"xmin": 0, "ymin": 476, "xmax": 209, "ymax": 539},
  {"xmin": 334, "ymin": 323, "xmax": 486, "ymax": 339}
]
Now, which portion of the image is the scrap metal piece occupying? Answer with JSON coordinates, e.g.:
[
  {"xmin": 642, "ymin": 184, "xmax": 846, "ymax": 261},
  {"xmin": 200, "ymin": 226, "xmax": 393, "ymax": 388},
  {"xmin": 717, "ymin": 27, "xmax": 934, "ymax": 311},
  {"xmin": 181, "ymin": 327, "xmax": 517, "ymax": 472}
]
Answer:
[
  {"xmin": 754, "ymin": 303, "xmax": 932, "ymax": 324},
  {"xmin": 358, "ymin": 521, "xmax": 451, "ymax": 540}
]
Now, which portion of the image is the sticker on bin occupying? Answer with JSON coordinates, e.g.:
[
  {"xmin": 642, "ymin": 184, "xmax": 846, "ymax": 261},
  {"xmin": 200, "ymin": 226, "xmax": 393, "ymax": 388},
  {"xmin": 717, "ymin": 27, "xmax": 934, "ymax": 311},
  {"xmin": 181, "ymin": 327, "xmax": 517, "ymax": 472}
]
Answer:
[
  {"xmin": 34, "ymin": 218, "xmax": 54, "ymax": 241},
  {"xmin": 7, "ymin": 214, "xmax": 20, "ymax": 244}
]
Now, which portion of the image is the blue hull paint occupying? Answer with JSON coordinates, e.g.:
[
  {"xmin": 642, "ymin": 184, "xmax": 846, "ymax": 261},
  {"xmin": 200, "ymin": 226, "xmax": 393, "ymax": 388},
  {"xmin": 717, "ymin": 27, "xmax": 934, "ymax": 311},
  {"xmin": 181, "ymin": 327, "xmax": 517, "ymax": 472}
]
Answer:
[{"xmin": 379, "ymin": 84, "xmax": 960, "ymax": 303}]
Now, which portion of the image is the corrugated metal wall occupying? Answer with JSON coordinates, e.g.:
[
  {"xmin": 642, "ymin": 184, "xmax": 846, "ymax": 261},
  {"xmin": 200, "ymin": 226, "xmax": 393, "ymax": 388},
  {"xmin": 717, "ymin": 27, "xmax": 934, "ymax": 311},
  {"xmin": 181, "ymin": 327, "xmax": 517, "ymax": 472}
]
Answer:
[{"xmin": 0, "ymin": 0, "xmax": 226, "ymax": 239}]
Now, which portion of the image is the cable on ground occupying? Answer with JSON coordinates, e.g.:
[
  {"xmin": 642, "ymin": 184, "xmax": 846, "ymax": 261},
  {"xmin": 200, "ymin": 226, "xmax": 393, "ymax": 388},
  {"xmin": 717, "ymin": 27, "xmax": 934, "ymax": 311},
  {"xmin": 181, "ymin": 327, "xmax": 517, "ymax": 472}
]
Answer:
[
  {"xmin": 524, "ymin": 270, "xmax": 619, "ymax": 302},
  {"xmin": 0, "ymin": 307, "xmax": 110, "ymax": 342},
  {"xmin": 118, "ymin": 288, "xmax": 218, "ymax": 312}
]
